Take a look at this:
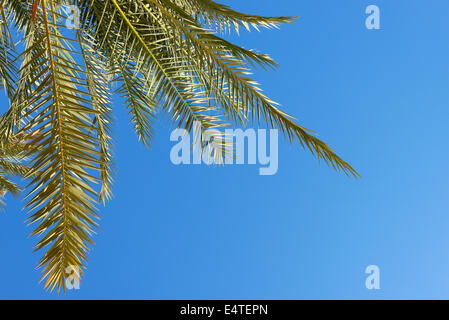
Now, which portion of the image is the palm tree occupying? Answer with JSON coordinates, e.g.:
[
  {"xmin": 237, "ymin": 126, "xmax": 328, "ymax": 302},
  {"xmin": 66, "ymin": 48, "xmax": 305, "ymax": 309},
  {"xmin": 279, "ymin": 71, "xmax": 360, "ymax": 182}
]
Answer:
[{"xmin": 0, "ymin": 0, "xmax": 358, "ymax": 292}]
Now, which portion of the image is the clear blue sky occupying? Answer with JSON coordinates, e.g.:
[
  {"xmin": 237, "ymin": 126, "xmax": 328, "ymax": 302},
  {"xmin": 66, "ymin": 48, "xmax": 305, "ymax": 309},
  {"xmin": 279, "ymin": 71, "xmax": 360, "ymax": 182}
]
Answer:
[{"xmin": 1, "ymin": 0, "xmax": 449, "ymax": 299}]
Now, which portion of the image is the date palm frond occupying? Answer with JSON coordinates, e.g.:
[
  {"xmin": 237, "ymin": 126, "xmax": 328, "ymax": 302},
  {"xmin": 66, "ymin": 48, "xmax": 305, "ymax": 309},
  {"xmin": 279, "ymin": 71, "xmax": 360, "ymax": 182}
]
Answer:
[{"xmin": 16, "ymin": 2, "xmax": 102, "ymax": 292}]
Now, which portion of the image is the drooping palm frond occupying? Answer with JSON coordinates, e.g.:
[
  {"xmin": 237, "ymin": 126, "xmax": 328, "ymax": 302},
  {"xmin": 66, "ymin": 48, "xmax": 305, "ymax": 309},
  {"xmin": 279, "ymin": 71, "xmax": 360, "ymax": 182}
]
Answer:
[
  {"xmin": 14, "ymin": 2, "xmax": 102, "ymax": 292},
  {"xmin": 0, "ymin": 0, "xmax": 359, "ymax": 292}
]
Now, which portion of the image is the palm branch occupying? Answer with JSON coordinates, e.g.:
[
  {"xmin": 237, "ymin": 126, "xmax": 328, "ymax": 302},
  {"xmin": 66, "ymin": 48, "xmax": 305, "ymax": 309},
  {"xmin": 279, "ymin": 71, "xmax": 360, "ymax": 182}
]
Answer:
[{"xmin": 0, "ymin": 0, "xmax": 359, "ymax": 292}]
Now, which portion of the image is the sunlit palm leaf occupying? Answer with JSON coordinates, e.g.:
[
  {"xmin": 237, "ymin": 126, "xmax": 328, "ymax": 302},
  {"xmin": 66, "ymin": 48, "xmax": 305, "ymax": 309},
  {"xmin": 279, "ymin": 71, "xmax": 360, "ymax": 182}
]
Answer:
[{"xmin": 16, "ymin": 1, "xmax": 101, "ymax": 292}]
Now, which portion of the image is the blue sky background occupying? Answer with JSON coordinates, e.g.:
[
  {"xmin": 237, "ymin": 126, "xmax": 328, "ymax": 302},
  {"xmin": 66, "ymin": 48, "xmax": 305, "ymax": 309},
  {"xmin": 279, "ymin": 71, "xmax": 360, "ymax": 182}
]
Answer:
[{"xmin": 1, "ymin": 0, "xmax": 449, "ymax": 299}]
